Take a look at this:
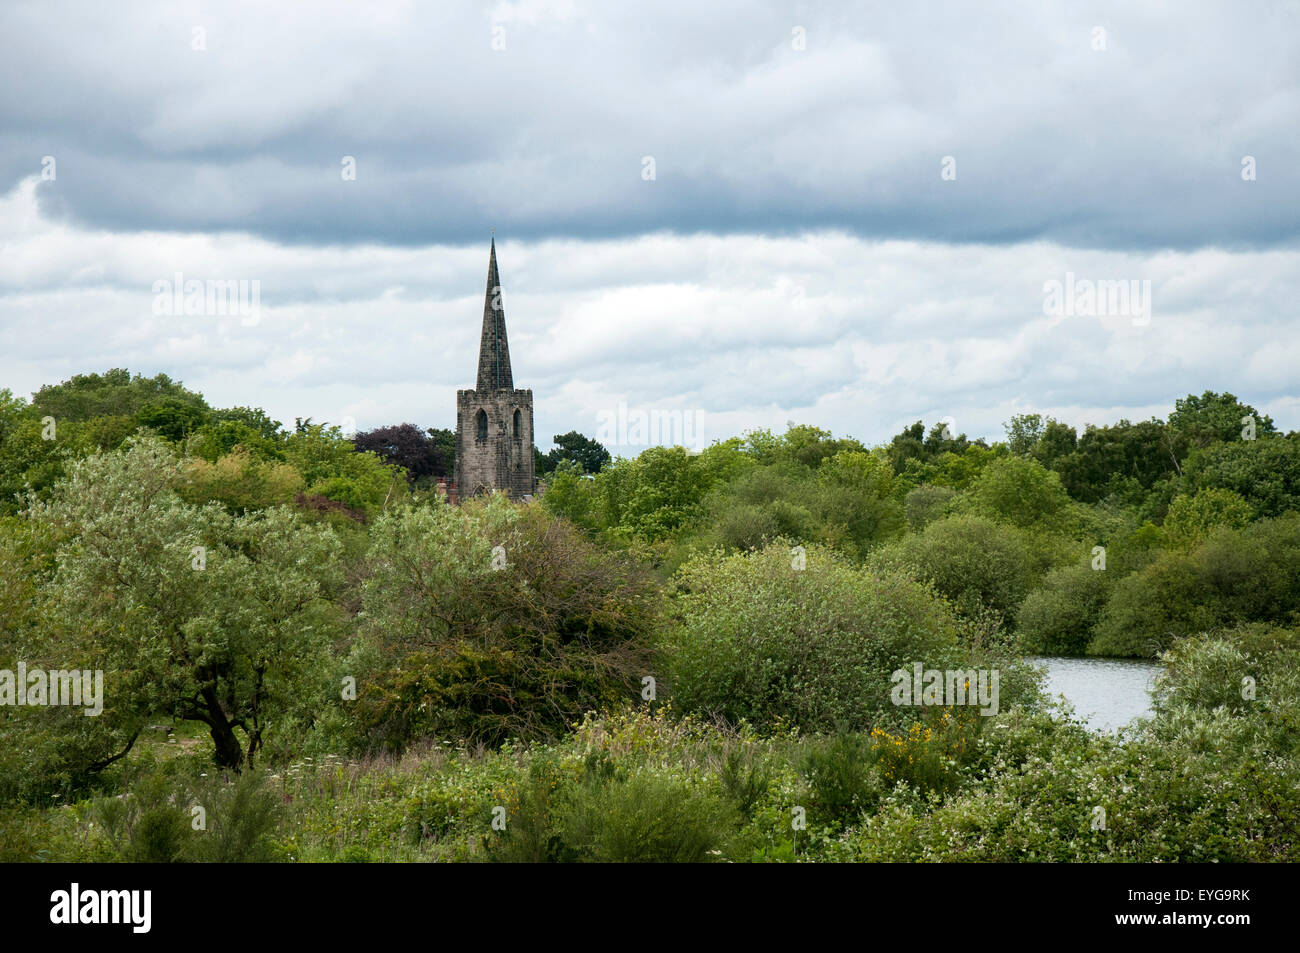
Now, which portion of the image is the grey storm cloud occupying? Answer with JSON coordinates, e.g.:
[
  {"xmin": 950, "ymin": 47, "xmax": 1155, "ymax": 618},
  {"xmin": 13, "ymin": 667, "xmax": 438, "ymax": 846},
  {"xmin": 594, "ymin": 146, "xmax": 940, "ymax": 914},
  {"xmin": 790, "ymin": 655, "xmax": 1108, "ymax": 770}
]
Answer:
[
  {"xmin": 2, "ymin": 1, "xmax": 1299, "ymax": 454},
  {"xmin": 2, "ymin": 0, "xmax": 1298, "ymax": 250}
]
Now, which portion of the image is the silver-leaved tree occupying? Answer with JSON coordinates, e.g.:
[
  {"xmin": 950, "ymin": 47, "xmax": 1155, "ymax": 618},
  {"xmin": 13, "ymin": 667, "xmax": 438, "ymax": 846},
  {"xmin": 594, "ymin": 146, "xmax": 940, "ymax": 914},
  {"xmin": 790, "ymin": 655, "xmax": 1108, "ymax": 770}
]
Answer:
[{"xmin": 28, "ymin": 436, "xmax": 343, "ymax": 770}]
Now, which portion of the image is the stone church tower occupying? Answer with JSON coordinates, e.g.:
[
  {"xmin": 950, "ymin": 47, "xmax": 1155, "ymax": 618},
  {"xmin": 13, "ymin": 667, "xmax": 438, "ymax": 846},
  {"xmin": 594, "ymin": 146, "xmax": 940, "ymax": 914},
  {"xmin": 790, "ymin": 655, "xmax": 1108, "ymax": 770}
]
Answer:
[{"xmin": 455, "ymin": 238, "xmax": 536, "ymax": 499}]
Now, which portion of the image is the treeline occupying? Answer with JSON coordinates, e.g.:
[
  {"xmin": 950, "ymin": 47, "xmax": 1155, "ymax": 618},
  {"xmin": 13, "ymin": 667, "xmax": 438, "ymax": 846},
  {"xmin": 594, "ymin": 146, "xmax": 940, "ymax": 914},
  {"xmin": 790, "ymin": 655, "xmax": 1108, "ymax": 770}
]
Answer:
[
  {"xmin": 542, "ymin": 393, "xmax": 1300, "ymax": 657},
  {"xmin": 1, "ymin": 370, "xmax": 1298, "ymax": 862}
]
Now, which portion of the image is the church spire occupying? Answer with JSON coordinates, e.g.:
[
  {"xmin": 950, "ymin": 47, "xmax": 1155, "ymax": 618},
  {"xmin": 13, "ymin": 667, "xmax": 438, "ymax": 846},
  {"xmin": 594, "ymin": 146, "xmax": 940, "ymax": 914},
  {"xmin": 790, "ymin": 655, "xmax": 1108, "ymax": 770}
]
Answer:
[{"xmin": 476, "ymin": 236, "xmax": 514, "ymax": 391}]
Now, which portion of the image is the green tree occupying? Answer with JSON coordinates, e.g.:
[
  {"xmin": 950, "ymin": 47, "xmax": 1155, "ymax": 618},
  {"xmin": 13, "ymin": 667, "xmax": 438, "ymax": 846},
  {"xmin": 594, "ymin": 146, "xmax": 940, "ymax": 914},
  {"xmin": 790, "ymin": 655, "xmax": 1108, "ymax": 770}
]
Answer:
[
  {"xmin": 904, "ymin": 484, "xmax": 956, "ymax": 531},
  {"xmin": 1179, "ymin": 435, "xmax": 1300, "ymax": 518},
  {"xmin": 809, "ymin": 449, "xmax": 904, "ymax": 556},
  {"xmin": 353, "ymin": 496, "xmax": 657, "ymax": 748},
  {"xmin": 1090, "ymin": 514, "xmax": 1300, "ymax": 656},
  {"xmin": 541, "ymin": 431, "xmax": 611, "ymax": 475},
  {"xmin": 1005, "ymin": 414, "xmax": 1077, "ymax": 467},
  {"xmin": 1163, "ymin": 487, "xmax": 1254, "ymax": 547},
  {"xmin": 1052, "ymin": 419, "xmax": 1181, "ymax": 505},
  {"xmin": 602, "ymin": 446, "xmax": 716, "ymax": 541},
  {"xmin": 967, "ymin": 455, "xmax": 1072, "ymax": 531},
  {"xmin": 33, "ymin": 369, "xmax": 209, "ymax": 422},
  {"xmin": 283, "ymin": 423, "xmax": 404, "ymax": 515},
  {"xmin": 135, "ymin": 396, "xmax": 211, "ymax": 441},
  {"xmin": 179, "ymin": 446, "xmax": 307, "ymax": 513},
  {"xmin": 1169, "ymin": 391, "xmax": 1276, "ymax": 449},
  {"xmin": 1017, "ymin": 562, "xmax": 1112, "ymax": 655},
  {"xmin": 30, "ymin": 437, "xmax": 344, "ymax": 769}
]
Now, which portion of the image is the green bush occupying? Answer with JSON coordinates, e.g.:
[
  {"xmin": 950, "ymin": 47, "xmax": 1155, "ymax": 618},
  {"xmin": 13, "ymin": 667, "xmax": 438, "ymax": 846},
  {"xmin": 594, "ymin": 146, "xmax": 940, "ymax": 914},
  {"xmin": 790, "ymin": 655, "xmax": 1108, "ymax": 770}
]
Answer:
[
  {"xmin": 1017, "ymin": 563, "xmax": 1111, "ymax": 655},
  {"xmin": 1154, "ymin": 623, "xmax": 1300, "ymax": 718},
  {"xmin": 1090, "ymin": 514, "xmax": 1300, "ymax": 656},
  {"xmin": 663, "ymin": 543, "xmax": 966, "ymax": 732},
  {"xmin": 559, "ymin": 770, "xmax": 734, "ymax": 862},
  {"xmin": 801, "ymin": 733, "xmax": 883, "ymax": 825},
  {"xmin": 352, "ymin": 496, "xmax": 659, "ymax": 749},
  {"xmin": 967, "ymin": 455, "xmax": 1073, "ymax": 530},
  {"xmin": 186, "ymin": 770, "xmax": 285, "ymax": 862},
  {"xmin": 882, "ymin": 514, "xmax": 1042, "ymax": 626},
  {"xmin": 904, "ymin": 484, "xmax": 956, "ymax": 531},
  {"xmin": 1162, "ymin": 486, "xmax": 1253, "ymax": 547},
  {"xmin": 489, "ymin": 760, "xmax": 734, "ymax": 863},
  {"xmin": 1180, "ymin": 435, "xmax": 1300, "ymax": 519}
]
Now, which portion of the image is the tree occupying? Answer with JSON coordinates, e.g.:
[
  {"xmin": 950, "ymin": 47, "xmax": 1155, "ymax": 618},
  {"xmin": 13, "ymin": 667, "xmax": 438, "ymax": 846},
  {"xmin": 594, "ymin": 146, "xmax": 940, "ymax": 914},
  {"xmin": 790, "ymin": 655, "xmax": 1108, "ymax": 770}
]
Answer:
[
  {"xmin": 1169, "ymin": 391, "xmax": 1276, "ymax": 449},
  {"xmin": 353, "ymin": 423, "xmax": 448, "ymax": 482},
  {"xmin": 0, "ymin": 390, "xmax": 66, "ymax": 514},
  {"xmin": 352, "ymin": 496, "xmax": 657, "ymax": 748},
  {"xmin": 1005, "ymin": 414, "xmax": 1078, "ymax": 467},
  {"xmin": 284, "ymin": 423, "xmax": 405, "ymax": 514},
  {"xmin": 135, "ymin": 396, "xmax": 210, "ymax": 441},
  {"xmin": 695, "ymin": 462, "xmax": 815, "ymax": 553},
  {"xmin": 1090, "ymin": 514, "xmax": 1300, "ymax": 656},
  {"xmin": 1052, "ymin": 419, "xmax": 1181, "ymax": 504},
  {"xmin": 886, "ymin": 419, "xmax": 979, "ymax": 475},
  {"xmin": 540, "ymin": 462, "xmax": 602, "ymax": 532},
  {"xmin": 1037, "ymin": 419, "xmax": 1079, "ymax": 467},
  {"xmin": 541, "ymin": 431, "xmax": 611, "ymax": 476},
  {"xmin": 30, "ymin": 437, "xmax": 344, "ymax": 769},
  {"xmin": 809, "ymin": 449, "xmax": 904, "ymax": 556},
  {"xmin": 967, "ymin": 456, "xmax": 1073, "ymax": 531},
  {"xmin": 904, "ymin": 484, "xmax": 956, "ymax": 531},
  {"xmin": 180, "ymin": 446, "xmax": 306, "ymax": 513},
  {"xmin": 190, "ymin": 406, "xmax": 286, "ymax": 462},
  {"xmin": 1005, "ymin": 413, "xmax": 1047, "ymax": 457},
  {"xmin": 886, "ymin": 421, "xmax": 927, "ymax": 474},
  {"xmin": 1179, "ymin": 435, "xmax": 1300, "ymax": 518},
  {"xmin": 428, "ymin": 427, "xmax": 456, "ymax": 477},
  {"xmin": 601, "ymin": 446, "xmax": 718, "ymax": 541},
  {"xmin": 1017, "ymin": 563, "xmax": 1111, "ymax": 655},
  {"xmin": 33, "ymin": 369, "xmax": 209, "ymax": 422},
  {"xmin": 1163, "ymin": 487, "xmax": 1254, "ymax": 547}
]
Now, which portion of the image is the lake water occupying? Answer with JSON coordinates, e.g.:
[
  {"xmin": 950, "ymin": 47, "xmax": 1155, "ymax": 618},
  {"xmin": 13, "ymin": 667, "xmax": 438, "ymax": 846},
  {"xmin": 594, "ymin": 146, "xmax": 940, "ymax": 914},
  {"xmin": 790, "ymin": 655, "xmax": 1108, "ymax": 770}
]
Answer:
[{"xmin": 1028, "ymin": 656, "xmax": 1165, "ymax": 733}]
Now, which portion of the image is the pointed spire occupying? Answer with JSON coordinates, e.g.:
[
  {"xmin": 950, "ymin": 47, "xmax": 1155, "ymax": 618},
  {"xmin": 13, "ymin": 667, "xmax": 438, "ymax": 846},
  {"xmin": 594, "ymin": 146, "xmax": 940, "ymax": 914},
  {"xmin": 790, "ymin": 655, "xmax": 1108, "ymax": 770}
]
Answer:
[{"xmin": 476, "ymin": 236, "xmax": 514, "ymax": 391}]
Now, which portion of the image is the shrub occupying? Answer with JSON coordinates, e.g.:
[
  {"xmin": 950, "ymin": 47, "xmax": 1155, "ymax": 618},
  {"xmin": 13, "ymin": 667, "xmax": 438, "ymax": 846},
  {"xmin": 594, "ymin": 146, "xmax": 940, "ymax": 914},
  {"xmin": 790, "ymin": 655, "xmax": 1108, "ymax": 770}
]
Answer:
[
  {"xmin": 1090, "ymin": 514, "xmax": 1300, "ymax": 656},
  {"xmin": 904, "ymin": 484, "xmax": 956, "ymax": 531},
  {"xmin": 883, "ymin": 515, "xmax": 1041, "ymax": 626},
  {"xmin": 95, "ymin": 772, "xmax": 194, "ymax": 863},
  {"xmin": 967, "ymin": 456, "xmax": 1072, "ymax": 530},
  {"xmin": 558, "ymin": 770, "xmax": 734, "ymax": 862},
  {"xmin": 1180, "ymin": 435, "xmax": 1300, "ymax": 518},
  {"xmin": 186, "ymin": 770, "xmax": 285, "ymax": 862},
  {"xmin": 801, "ymin": 733, "xmax": 883, "ymax": 825},
  {"xmin": 1162, "ymin": 487, "xmax": 1253, "ymax": 547},
  {"xmin": 352, "ymin": 496, "xmax": 660, "ymax": 749},
  {"xmin": 488, "ymin": 761, "xmax": 734, "ymax": 863},
  {"xmin": 663, "ymin": 543, "xmax": 966, "ymax": 732},
  {"xmin": 1017, "ymin": 563, "xmax": 1111, "ymax": 655},
  {"xmin": 1154, "ymin": 623, "xmax": 1300, "ymax": 718}
]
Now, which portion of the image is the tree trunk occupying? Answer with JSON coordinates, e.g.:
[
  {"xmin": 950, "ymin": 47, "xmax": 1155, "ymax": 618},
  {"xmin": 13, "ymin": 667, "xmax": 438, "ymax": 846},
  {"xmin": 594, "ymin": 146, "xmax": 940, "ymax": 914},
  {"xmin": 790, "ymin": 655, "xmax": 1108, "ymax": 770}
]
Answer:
[
  {"xmin": 209, "ymin": 720, "xmax": 245, "ymax": 770},
  {"xmin": 200, "ymin": 683, "xmax": 245, "ymax": 770}
]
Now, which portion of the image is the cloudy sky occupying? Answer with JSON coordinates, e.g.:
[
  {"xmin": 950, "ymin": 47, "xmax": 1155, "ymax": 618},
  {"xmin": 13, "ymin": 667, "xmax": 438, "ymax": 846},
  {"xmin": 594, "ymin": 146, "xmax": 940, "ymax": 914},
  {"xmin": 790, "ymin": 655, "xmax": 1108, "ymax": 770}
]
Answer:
[{"xmin": 2, "ymin": 0, "xmax": 1298, "ymax": 454}]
